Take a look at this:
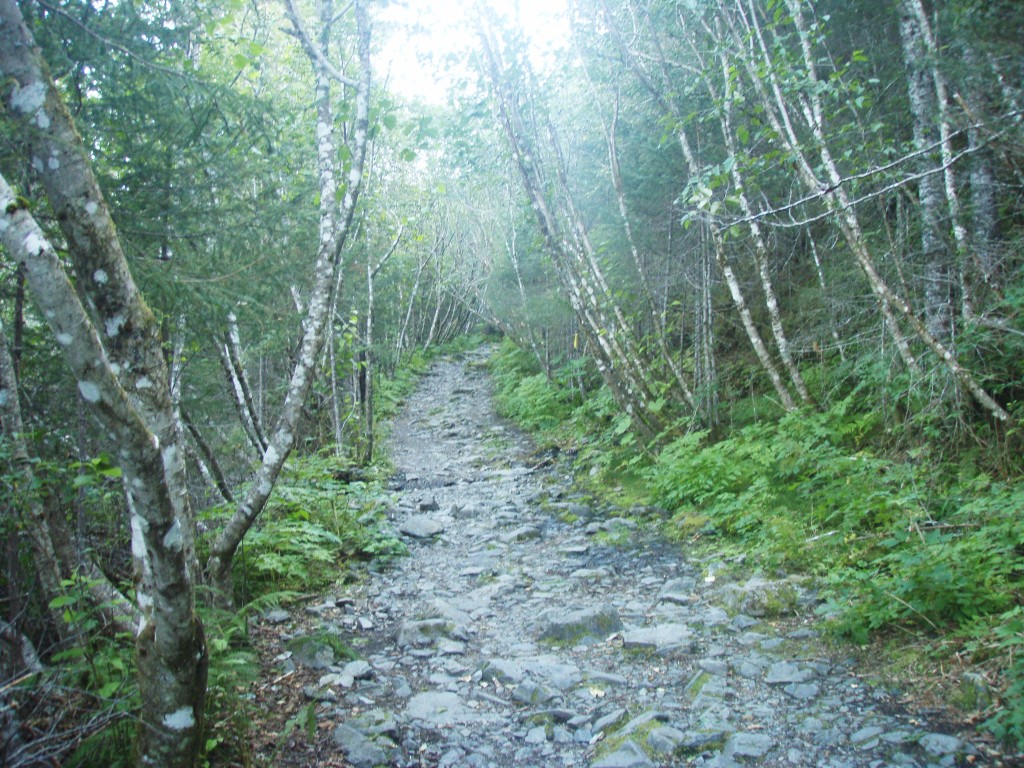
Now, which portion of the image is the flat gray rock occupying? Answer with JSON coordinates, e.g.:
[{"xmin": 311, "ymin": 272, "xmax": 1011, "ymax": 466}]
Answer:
[
  {"xmin": 919, "ymin": 733, "xmax": 963, "ymax": 755},
  {"xmin": 264, "ymin": 608, "xmax": 290, "ymax": 624},
  {"xmin": 332, "ymin": 724, "xmax": 388, "ymax": 768},
  {"xmin": 512, "ymin": 680, "xmax": 557, "ymax": 705},
  {"xmin": 622, "ymin": 623, "xmax": 694, "ymax": 654},
  {"xmin": 538, "ymin": 604, "xmax": 622, "ymax": 644},
  {"xmin": 784, "ymin": 682, "xmax": 820, "ymax": 700},
  {"xmin": 478, "ymin": 657, "xmax": 526, "ymax": 684},
  {"xmin": 593, "ymin": 707, "xmax": 628, "ymax": 734},
  {"xmin": 502, "ymin": 524, "xmax": 541, "ymax": 542},
  {"xmin": 647, "ymin": 725, "xmax": 687, "ymax": 755},
  {"xmin": 405, "ymin": 691, "xmax": 494, "ymax": 727},
  {"xmin": 285, "ymin": 634, "xmax": 339, "ymax": 670},
  {"xmin": 396, "ymin": 618, "xmax": 454, "ymax": 648},
  {"xmin": 591, "ymin": 739, "xmax": 655, "ymax": 768},
  {"xmin": 658, "ymin": 577, "xmax": 697, "ymax": 605},
  {"xmin": 765, "ymin": 661, "xmax": 818, "ymax": 685},
  {"xmin": 724, "ymin": 731, "xmax": 774, "ymax": 758},
  {"xmin": 399, "ymin": 515, "xmax": 445, "ymax": 538}
]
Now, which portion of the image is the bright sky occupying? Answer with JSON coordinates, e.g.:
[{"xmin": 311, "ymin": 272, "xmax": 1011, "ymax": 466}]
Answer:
[{"xmin": 377, "ymin": 0, "xmax": 570, "ymax": 104}]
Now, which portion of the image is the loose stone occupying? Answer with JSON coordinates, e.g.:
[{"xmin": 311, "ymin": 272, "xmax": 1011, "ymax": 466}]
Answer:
[{"xmin": 267, "ymin": 350, "xmax": 992, "ymax": 768}]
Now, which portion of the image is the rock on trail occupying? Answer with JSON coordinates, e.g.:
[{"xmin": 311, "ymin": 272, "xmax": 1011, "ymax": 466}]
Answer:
[{"xmin": 265, "ymin": 348, "xmax": 989, "ymax": 767}]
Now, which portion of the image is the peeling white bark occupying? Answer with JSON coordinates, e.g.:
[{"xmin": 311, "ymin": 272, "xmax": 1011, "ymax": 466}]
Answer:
[
  {"xmin": 0, "ymin": 4, "xmax": 207, "ymax": 764},
  {"xmin": 207, "ymin": 0, "xmax": 373, "ymax": 599}
]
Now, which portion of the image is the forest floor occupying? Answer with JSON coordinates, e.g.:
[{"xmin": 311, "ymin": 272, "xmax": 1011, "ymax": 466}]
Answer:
[{"xmin": 247, "ymin": 347, "xmax": 1012, "ymax": 768}]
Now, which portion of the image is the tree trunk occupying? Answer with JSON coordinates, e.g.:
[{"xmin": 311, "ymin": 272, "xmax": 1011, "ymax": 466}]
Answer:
[
  {"xmin": 675, "ymin": 127, "xmax": 798, "ymax": 412},
  {"xmin": 898, "ymin": 0, "xmax": 954, "ymax": 343},
  {"xmin": 477, "ymin": 14, "xmax": 664, "ymax": 437},
  {"xmin": 595, "ymin": 0, "xmax": 796, "ymax": 413},
  {"xmin": 0, "ymin": 5, "xmax": 207, "ymax": 763},
  {"xmin": 207, "ymin": 0, "xmax": 372, "ymax": 600},
  {"xmin": 223, "ymin": 312, "xmax": 268, "ymax": 453},
  {"xmin": 735, "ymin": 0, "xmax": 1008, "ymax": 423}
]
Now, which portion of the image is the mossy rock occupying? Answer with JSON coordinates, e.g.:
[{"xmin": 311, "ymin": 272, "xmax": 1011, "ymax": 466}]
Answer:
[
  {"xmin": 538, "ymin": 604, "xmax": 623, "ymax": 646},
  {"xmin": 287, "ymin": 631, "xmax": 358, "ymax": 669}
]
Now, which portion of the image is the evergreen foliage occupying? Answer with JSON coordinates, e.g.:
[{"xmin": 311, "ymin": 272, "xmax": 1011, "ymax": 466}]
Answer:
[{"xmin": 2, "ymin": 0, "xmax": 1024, "ymax": 760}]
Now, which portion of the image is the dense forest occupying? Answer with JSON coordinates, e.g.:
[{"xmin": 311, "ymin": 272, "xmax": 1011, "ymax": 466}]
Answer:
[{"xmin": 1, "ymin": 0, "xmax": 1022, "ymax": 765}]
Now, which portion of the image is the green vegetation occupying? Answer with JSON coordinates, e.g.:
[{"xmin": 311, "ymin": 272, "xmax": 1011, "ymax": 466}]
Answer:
[
  {"xmin": 488, "ymin": 339, "xmax": 1024, "ymax": 746},
  {"xmin": 3, "ymin": 0, "xmax": 1022, "ymax": 760},
  {"xmin": 229, "ymin": 453, "xmax": 406, "ymax": 599}
]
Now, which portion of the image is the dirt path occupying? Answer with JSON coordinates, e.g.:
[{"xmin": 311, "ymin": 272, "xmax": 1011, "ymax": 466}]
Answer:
[{"xmin": 261, "ymin": 348, "xmax": 993, "ymax": 768}]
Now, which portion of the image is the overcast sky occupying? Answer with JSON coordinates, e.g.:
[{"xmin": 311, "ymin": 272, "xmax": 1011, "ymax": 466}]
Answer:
[{"xmin": 377, "ymin": 0, "xmax": 570, "ymax": 104}]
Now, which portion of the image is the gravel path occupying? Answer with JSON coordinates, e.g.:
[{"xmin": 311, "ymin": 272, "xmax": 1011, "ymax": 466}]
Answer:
[{"xmin": 266, "ymin": 348, "xmax": 994, "ymax": 768}]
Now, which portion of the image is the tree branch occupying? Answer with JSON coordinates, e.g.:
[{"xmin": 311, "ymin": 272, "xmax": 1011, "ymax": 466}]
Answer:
[{"xmin": 281, "ymin": 0, "xmax": 360, "ymax": 88}]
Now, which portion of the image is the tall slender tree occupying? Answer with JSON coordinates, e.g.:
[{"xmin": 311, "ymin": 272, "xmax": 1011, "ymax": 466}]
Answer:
[{"xmin": 0, "ymin": 2, "xmax": 207, "ymax": 763}]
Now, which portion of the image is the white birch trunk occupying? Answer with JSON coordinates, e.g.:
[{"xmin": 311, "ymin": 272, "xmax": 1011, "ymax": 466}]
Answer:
[
  {"xmin": 0, "ymin": 5, "xmax": 207, "ymax": 763},
  {"xmin": 207, "ymin": 0, "xmax": 373, "ymax": 598},
  {"xmin": 675, "ymin": 127, "xmax": 798, "ymax": 412},
  {"xmin": 738, "ymin": 0, "xmax": 1008, "ymax": 422},
  {"xmin": 897, "ymin": 0, "xmax": 954, "ymax": 342}
]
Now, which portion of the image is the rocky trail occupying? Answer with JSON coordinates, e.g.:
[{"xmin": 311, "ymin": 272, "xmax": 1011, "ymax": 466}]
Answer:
[{"xmin": 255, "ymin": 348, "xmax": 997, "ymax": 768}]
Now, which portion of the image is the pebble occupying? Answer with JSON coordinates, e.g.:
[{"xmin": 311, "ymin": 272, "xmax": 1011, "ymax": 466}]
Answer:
[{"xmin": 262, "ymin": 350, "xmax": 986, "ymax": 768}]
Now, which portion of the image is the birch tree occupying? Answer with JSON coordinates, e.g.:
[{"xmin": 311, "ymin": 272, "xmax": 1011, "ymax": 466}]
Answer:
[
  {"xmin": 0, "ymin": 2, "xmax": 206, "ymax": 763},
  {"xmin": 206, "ymin": 0, "xmax": 372, "ymax": 598},
  {"xmin": 721, "ymin": 0, "xmax": 1009, "ymax": 422},
  {"xmin": 477, "ymin": 12, "xmax": 669, "ymax": 436}
]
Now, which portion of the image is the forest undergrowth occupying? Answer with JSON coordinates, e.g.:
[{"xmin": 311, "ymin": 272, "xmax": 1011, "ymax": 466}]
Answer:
[
  {"xmin": 1, "ymin": 340, "xmax": 489, "ymax": 768},
  {"xmin": 487, "ymin": 338, "xmax": 1024, "ymax": 749}
]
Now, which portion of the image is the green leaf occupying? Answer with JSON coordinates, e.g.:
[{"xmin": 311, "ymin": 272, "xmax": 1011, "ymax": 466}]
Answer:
[{"xmin": 98, "ymin": 681, "xmax": 121, "ymax": 698}]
